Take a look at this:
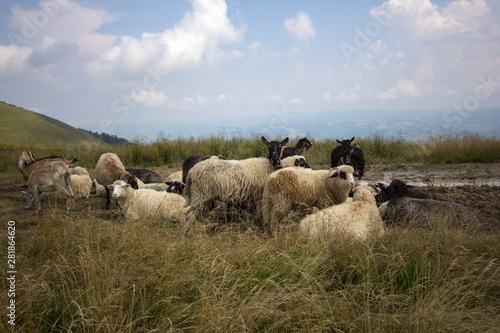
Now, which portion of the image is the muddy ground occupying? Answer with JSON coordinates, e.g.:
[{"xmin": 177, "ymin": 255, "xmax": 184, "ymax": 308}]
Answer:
[{"xmin": 1, "ymin": 163, "xmax": 499, "ymax": 230}]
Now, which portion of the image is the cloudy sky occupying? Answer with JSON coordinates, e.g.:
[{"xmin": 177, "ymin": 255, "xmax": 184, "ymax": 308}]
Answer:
[{"xmin": 0, "ymin": 0, "xmax": 499, "ymax": 137}]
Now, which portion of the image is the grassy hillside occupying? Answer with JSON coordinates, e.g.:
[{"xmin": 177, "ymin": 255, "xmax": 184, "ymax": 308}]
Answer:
[{"xmin": 0, "ymin": 102, "xmax": 104, "ymax": 147}]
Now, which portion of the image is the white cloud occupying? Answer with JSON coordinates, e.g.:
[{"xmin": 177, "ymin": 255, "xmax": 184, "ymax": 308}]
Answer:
[
  {"xmin": 290, "ymin": 98, "xmax": 302, "ymax": 104},
  {"xmin": 335, "ymin": 84, "xmax": 362, "ymax": 102},
  {"xmin": 345, "ymin": 0, "xmax": 500, "ymax": 101},
  {"xmin": 88, "ymin": 0, "xmax": 246, "ymax": 81},
  {"xmin": 131, "ymin": 90, "xmax": 168, "ymax": 106},
  {"xmin": 395, "ymin": 79, "xmax": 421, "ymax": 97},
  {"xmin": 377, "ymin": 79, "xmax": 421, "ymax": 100},
  {"xmin": 378, "ymin": 88, "xmax": 398, "ymax": 100},
  {"xmin": 0, "ymin": 45, "xmax": 32, "ymax": 76},
  {"xmin": 267, "ymin": 93, "xmax": 284, "ymax": 103},
  {"xmin": 283, "ymin": 11, "xmax": 315, "ymax": 42},
  {"xmin": 320, "ymin": 92, "xmax": 331, "ymax": 101},
  {"xmin": 8, "ymin": 0, "xmax": 120, "ymax": 56},
  {"xmin": 215, "ymin": 94, "xmax": 233, "ymax": 103}
]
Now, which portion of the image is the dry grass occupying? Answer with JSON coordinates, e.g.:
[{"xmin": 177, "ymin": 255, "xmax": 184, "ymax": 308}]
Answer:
[
  {"xmin": 1, "ymin": 194, "xmax": 499, "ymax": 332},
  {"xmin": 2, "ymin": 132, "xmax": 499, "ymax": 172}
]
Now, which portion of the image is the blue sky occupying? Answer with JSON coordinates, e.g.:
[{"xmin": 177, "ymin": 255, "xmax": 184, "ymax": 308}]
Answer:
[{"xmin": 0, "ymin": 0, "xmax": 499, "ymax": 138}]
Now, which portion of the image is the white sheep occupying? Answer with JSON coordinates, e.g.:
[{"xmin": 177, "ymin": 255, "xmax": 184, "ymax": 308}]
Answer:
[
  {"xmin": 107, "ymin": 180, "xmax": 188, "ymax": 222},
  {"xmin": 165, "ymin": 171, "xmax": 183, "ymax": 182},
  {"xmin": 94, "ymin": 153, "xmax": 139, "ymax": 210},
  {"xmin": 91, "ymin": 179, "xmax": 107, "ymax": 197},
  {"xmin": 183, "ymin": 157, "xmax": 275, "ymax": 233},
  {"xmin": 298, "ymin": 185, "xmax": 385, "ymax": 242},
  {"xmin": 42, "ymin": 167, "xmax": 92, "ymax": 201},
  {"xmin": 22, "ymin": 161, "xmax": 75, "ymax": 214},
  {"xmin": 262, "ymin": 165, "xmax": 356, "ymax": 236}
]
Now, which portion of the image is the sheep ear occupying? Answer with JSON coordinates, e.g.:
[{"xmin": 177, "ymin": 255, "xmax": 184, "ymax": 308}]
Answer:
[
  {"xmin": 107, "ymin": 185, "xmax": 114, "ymax": 190},
  {"xmin": 336, "ymin": 139, "xmax": 342, "ymax": 144},
  {"xmin": 328, "ymin": 168, "xmax": 339, "ymax": 178},
  {"xmin": 261, "ymin": 136, "xmax": 269, "ymax": 145},
  {"xmin": 281, "ymin": 137, "xmax": 289, "ymax": 145},
  {"xmin": 350, "ymin": 137, "xmax": 355, "ymax": 142},
  {"xmin": 165, "ymin": 181, "xmax": 172, "ymax": 186}
]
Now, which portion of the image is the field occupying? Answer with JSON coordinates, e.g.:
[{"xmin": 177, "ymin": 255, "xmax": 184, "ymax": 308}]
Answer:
[{"xmin": 1, "ymin": 136, "xmax": 500, "ymax": 332}]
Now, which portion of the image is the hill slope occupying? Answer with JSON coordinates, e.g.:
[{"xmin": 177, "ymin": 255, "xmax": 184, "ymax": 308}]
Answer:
[{"xmin": 0, "ymin": 102, "xmax": 105, "ymax": 147}]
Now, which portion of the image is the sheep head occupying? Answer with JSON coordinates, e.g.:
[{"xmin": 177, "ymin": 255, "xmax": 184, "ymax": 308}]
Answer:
[
  {"xmin": 261, "ymin": 136, "xmax": 289, "ymax": 169},
  {"xmin": 328, "ymin": 165, "xmax": 356, "ymax": 188},
  {"xmin": 118, "ymin": 172, "xmax": 139, "ymax": 189},
  {"xmin": 166, "ymin": 180, "xmax": 185, "ymax": 195},
  {"xmin": 294, "ymin": 157, "xmax": 310, "ymax": 169},
  {"xmin": 374, "ymin": 179, "xmax": 409, "ymax": 205},
  {"xmin": 107, "ymin": 180, "xmax": 131, "ymax": 199}
]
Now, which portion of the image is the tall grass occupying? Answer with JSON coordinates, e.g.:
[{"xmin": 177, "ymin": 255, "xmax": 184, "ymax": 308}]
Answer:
[
  {"xmin": 3, "ymin": 206, "xmax": 499, "ymax": 332},
  {"xmin": 1, "ymin": 132, "xmax": 499, "ymax": 172}
]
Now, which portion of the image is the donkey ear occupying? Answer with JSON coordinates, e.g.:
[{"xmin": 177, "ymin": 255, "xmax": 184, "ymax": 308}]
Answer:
[{"xmin": 261, "ymin": 136, "xmax": 269, "ymax": 145}]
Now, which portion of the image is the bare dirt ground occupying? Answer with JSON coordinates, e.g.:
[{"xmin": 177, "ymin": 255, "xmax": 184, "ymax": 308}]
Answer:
[{"xmin": 1, "ymin": 163, "xmax": 499, "ymax": 229}]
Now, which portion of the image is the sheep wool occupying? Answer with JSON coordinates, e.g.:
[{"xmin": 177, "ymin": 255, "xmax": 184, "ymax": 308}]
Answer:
[
  {"xmin": 262, "ymin": 165, "xmax": 356, "ymax": 235},
  {"xmin": 44, "ymin": 167, "xmax": 92, "ymax": 200},
  {"xmin": 109, "ymin": 180, "xmax": 187, "ymax": 222},
  {"xmin": 95, "ymin": 152, "xmax": 139, "ymax": 210},
  {"xmin": 165, "ymin": 171, "xmax": 183, "ymax": 182},
  {"xmin": 299, "ymin": 185, "xmax": 384, "ymax": 242},
  {"xmin": 183, "ymin": 157, "xmax": 275, "ymax": 232}
]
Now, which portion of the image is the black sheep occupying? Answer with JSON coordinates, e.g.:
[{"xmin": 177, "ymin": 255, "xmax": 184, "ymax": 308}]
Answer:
[
  {"xmin": 330, "ymin": 137, "xmax": 365, "ymax": 179},
  {"xmin": 380, "ymin": 197, "xmax": 478, "ymax": 229},
  {"xmin": 280, "ymin": 137, "xmax": 313, "ymax": 159},
  {"xmin": 182, "ymin": 154, "xmax": 225, "ymax": 183},
  {"xmin": 375, "ymin": 179, "xmax": 449, "ymax": 206},
  {"xmin": 126, "ymin": 168, "xmax": 163, "ymax": 184}
]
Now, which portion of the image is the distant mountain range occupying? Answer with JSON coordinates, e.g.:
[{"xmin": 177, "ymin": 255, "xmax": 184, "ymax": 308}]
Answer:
[{"xmin": 106, "ymin": 108, "xmax": 500, "ymax": 141}]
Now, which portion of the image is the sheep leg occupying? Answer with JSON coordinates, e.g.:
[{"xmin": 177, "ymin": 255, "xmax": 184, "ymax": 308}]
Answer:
[
  {"xmin": 184, "ymin": 208, "xmax": 197, "ymax": 235},
  {"xmin": 270, "ymin": 202, "xmax": 291, "ymax": 237},
  {"xmin": 33, "ymin": 188, "xmax": 42, "ymax": 212},
  {"xmin": 105, "ymin": 186, "xmax": 111, "ymax": 210},
  {"xmin": 54, "ymin": 177, "xmax": 74, "ymax": 213}
]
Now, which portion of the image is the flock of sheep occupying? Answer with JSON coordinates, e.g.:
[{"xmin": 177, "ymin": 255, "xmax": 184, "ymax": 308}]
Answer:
[{"xmin": 17, "ymin": 136, "xmax": 479, "ymax": 242}]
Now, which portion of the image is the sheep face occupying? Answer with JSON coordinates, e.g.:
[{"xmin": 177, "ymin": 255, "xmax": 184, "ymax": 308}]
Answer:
[
  {"xmin": 261, "ymin": 136, "xmax": 289, "ymax": 169},
  {"xmin": 294, "ymin": 157, "xmax": 310, "ymax": 168},
  {"xmin": 328, "ymin": 166, "xmax": 356, "ymax": 188},
  {"xmin": 119, "ymin": 173, "xmax": 139, "ymax": 189},
  {"xmin": 166, "ymin": 180, "xmax": 185, "ymax": 195},
  {"xmin": 374, "ymin": 179, "xmax": 409, "ymax": 205},
  {"xmin": 107, "ymin": 180, "xmax": 130, "ymax": 199}
]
